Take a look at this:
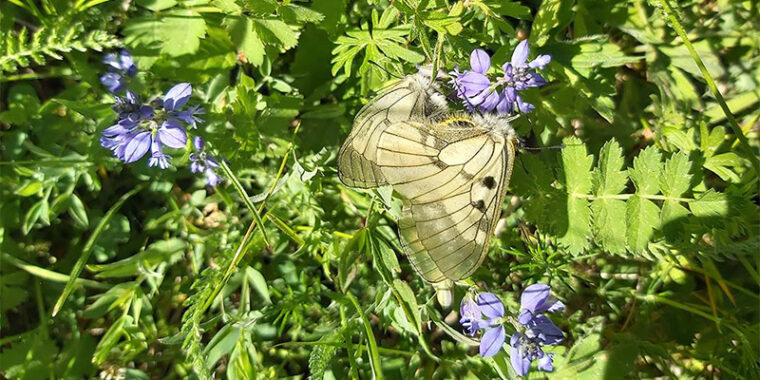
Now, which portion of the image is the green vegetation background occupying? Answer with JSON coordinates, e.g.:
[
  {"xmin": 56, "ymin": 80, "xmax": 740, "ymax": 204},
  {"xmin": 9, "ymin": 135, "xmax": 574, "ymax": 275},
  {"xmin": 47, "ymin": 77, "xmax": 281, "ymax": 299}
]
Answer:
[{"xmin": 1, "ymin": 0, "xmax": 758, "ymax": 379}]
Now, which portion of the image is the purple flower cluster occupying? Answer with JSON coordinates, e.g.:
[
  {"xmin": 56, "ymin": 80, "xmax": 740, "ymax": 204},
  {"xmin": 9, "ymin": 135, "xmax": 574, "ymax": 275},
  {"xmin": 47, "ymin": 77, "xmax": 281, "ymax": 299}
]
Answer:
[
  {"xmin": 459, "ymin": 284, "xmax": 564, "ymax": 377},
  {"xmin": 510, "ymin": 284, "xmax": 564, "ymax": 376},
  {"xmin": 460, "ymin": 292, "xmax": 508, "ymax": 358},
  {"xmin": 100, "ymin": 83, "xmax": 204, "ymax": 168},
  {"xmin": 451, "ymin": 40, "xmax": 550, "ymax": 114},
  {"xmin": 100, "ymin": 50, "xmax": 137, "ymax": 93},
  {"xmin": 189, "ymin": 136, "xmax": 223, "ymax": 186}
]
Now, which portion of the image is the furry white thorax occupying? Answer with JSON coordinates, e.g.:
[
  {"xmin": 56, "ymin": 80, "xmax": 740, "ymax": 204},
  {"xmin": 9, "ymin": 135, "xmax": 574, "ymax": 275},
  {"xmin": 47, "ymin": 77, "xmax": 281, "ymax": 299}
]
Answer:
[
  {"xmin": 407, "ymin": 72, "xmax": 449, "ymax": 116},
  {"xmin": 472, "ymin": 113, "xmax": 517, "ymax": 140}
]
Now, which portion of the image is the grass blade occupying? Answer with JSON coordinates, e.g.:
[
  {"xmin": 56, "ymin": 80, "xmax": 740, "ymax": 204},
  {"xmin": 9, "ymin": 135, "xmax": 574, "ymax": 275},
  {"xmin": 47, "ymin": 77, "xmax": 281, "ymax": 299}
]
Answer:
[{"xmin": 52, "ymin": 185, "xmax": 143, "ymax": 316}]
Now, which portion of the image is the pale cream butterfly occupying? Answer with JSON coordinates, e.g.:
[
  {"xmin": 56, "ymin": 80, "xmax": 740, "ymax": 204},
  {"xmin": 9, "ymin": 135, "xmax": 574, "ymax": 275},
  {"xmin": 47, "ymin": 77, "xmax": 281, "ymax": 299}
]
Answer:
[
  {"xmin": 339, "ymin": 104, "xmax": 518, "ymax": 283},
  {"xmin": 338, "ymin": 73, "xmax": 449, "ymax": 188}
]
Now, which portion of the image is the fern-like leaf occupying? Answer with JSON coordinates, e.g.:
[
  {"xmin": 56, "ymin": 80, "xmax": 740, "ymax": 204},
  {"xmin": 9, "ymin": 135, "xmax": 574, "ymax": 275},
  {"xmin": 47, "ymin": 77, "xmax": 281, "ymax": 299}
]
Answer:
[{"xmin": 0, "ymin": 26, "xmax": 120, "ymax": 73}]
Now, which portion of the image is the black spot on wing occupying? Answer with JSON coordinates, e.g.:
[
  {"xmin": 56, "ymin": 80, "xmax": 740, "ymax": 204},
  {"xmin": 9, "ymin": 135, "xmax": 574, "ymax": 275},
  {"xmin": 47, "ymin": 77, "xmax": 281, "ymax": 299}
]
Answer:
[{"xmin": 482, "ymin": 176, "xmax": 496, "ymax": 189}]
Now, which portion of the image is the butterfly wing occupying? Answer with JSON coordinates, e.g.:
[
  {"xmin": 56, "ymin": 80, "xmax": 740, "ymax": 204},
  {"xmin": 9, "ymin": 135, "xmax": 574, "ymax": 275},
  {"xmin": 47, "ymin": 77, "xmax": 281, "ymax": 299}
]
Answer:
[
  {"xmin": 375, "ymin": 118, "xmax": 516, "ymax": 282},
  {"xmin": 337, "ymin": 74, "xmax": 447, "ymax": 188}
]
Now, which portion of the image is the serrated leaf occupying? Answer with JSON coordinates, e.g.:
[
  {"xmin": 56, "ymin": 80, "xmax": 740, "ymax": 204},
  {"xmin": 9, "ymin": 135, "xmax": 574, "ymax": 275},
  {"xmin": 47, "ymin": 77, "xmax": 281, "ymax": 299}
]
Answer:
[
  {"xmin": 629, "ymin": 147, "xmax": 662, "ymax": 195},
  {"xmin": 704, "ymin": 152, "xmax": 743, "ymax": 183},
  {"xmin": 224, "ymin": 16, "xmax": 265, "ymax": 66},
  {"xmin": 689, "ymin": 190, "xmax": 729, "ymax": 218},
  {"xmin": 254, "ymin": 19, "xmax": 298, "ymax": 49},
  {"xmin": 660, "ymin": 153, "xmax": 691, "ymax": 197},
  {"xmin": 560, "ymin": 196, "xmax": 591, "ymax": 254},
  {"xmin": 281, "ymin": 4, "xmax": 324, "ymax": 24},
  {"xmin": 591, "ymin": 199, "xmax": 627, "ymax": 254},
  {"xmin": 308, "ymin": 330, "xmax": 341, "ymax": 380},
  {"xmin": 593, "ymin": 140, "xmax": 628, "ymax": 195},
  {"xmin": 626, "ymin": 195, "xmax": 660, "ymax": 253},
  {"xmin": 530, "ymin": 0, "xmax": 563, "ymax": 46},
  {"xmin": 161, "ymin": 10, "xmax": 207, "ymax": 56},
  {"xmin": 661, "ymin": 200, "xmax": 689, "ymax": 241},
  {"xmin": 561, "ymin": 137, "xmax": 594, "ymax": 194}
]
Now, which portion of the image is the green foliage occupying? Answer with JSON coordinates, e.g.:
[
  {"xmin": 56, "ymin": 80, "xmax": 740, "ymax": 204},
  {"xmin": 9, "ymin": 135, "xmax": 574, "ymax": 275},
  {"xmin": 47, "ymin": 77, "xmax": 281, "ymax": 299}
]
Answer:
[
  {"xmin": 2, "ymin": 0, "xmax": 759, "ymax": 379},
  {"xmin": 1, "ymin": 26, "xmax": 119, "ymax": 73},
  {"xmin": 516, "ymin": 138, "xmax": 757, "ymax": 258}
]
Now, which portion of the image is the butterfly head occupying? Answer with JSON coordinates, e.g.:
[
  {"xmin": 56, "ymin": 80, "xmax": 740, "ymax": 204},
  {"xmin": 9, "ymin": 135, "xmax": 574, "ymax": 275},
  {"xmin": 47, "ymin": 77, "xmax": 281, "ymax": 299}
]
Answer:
[
  {"xmin": 407, "ymin": 73, "xmax": 449, "ymax": 117},
  {"xmin": 471, "ymin": 113, "xmax": 517, "ymax": 142}
]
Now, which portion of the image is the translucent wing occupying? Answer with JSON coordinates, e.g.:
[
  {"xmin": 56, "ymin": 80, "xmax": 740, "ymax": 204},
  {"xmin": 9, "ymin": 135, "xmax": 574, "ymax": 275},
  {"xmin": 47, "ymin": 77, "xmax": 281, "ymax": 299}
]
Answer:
[
  {"xmin": 337, "ymin": 74, "xmax": 447, "ymax": 188},
  {"xmin": 375, "ymin": 118, "xmax": 516, "ymax": 282}
]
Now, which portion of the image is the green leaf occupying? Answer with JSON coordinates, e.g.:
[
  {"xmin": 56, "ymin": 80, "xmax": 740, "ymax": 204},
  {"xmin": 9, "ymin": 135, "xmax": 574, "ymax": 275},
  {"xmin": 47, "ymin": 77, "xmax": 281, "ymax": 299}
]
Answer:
[
  {"xmin": 660, "ymin": 153, "xmax": 691, "ymax": 197},
  {"xmin": 281, "ymin": 4, "xmax": 325, "ymax": 24},
  {"xmin": 562, "ymin": 137, "xmax": 594, "ymax": 194},
  {"xmin": 530, "ymin": 0, "xmax": 563, "ymax": 46},
  {"xmin": 311, "ymin": 0, "xmax": 346, "ymax": 35},
  {"xmin": 53, "ymin": 186, "xmax": 142, "ymax": 316},
  {"xmin": 87, "ymin": 238, "xmax": 186, "ymax": 278},
  {"xmin": 224, "ymin": 16, "xmax": 265, "ymax": 66},
  {"xmin": 626, "ymin": 195, "xmax": 660, "ymax": 253},
  {"xmin": 161, "ymin": 10, "xmax": 207, "ymax": 56},
  {"xmin": 14, "ymin": 180, "xmax": 43, "ymax": 196},
  {"xmin": 392, "ymin": 279, "xmax": 421, "ymax": 331},
  {"xmin": 346, "ymin": 292, "xmax": 384, "ymax": 380},
  {"xmin": 136, "ymin": 0, "xmax": 176, "ymax": 11},
  {"xmin": 704, "ymin": 152, "xmax": 743, "ymax": 183},
  {"xmin": 628, "ymin": 147, "xmax": 662, "ymax": 195},
  {"xmin": 570, "ymin": 40, "xmax": 642, "ymax": 70},
  {"xmin": 591, "ymin": 198, "xmax": 627, "ymax": 254},
  {"xmin": 68, "ymin": 193, "xmax": 89, "ymax": 229},
  {"xmin": 593, "ymin": 140, "xmax": 628, "ymax": 195},
  {"xmin": 245, "ymin": 266, "xmax": 271, "ymax": 304},
  {"xmin": 22, "ymin": 199, "xmax": 47, "ymax": 234},
  {"xmin": 254, "ymin": 19, "xmax": 299, "ymax": 50},
  {"xmin": 689, "ymin": 190, "xmax": 729, "ymax": 218},
  {"xmin": 661, "ymin": 200, "xmax": 689, "ymax": 241},
  {"xmin": 561, "ymin": 196, "xmax": 592, "ymax": 254},
  {"xmin": 559, "ymin": 137, "xmax": 593, "ymax": 253},
  {"xmin": 308, "ymin": 330, "xmax": 342, "ymax": 380}
]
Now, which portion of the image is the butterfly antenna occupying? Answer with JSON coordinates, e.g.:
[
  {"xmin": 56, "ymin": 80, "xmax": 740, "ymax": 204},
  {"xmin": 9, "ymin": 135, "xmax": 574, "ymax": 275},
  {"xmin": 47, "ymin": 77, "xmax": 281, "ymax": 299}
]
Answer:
[
  {"xmin": 520, "ymin": 144, "xmax": 565, "ymax": 151},
  {"xmin": 369, "ymin": 60, "xmax": 402, "ymax": 80}
]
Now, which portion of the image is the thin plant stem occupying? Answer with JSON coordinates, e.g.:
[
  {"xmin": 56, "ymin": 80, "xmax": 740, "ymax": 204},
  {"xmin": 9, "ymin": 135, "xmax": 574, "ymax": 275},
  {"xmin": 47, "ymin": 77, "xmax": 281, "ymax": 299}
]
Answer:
[
  {"xmin": 52, "ymin": 184, "xmax": 143, "ymax": 316},
  {"xmin": 196, "ymin": 121, "xmax": 303, "ymax": 321},
  {"xmin": 657, "ymin": 0, "xmax": 760, "ymax": 174}
]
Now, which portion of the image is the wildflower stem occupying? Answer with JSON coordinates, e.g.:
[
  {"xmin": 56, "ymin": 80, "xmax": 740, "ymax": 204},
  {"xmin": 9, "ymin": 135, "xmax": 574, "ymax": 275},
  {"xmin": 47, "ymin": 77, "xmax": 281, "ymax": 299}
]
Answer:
[
  {"xmin": 657, "ymin": 0, "xmax": 760, "ymax": 175},
  {"xmin": 347, "ymin": 292, "xmax": 385, "ymax": 380},
  {"xmin": 52, "ymin": 184, "xmax": 144, "ymax": 316},
  {"xmin": 0, "ymin": 252, "xmax": 108, "ymax": 289},
  {"xmin": 217, "ymin": 159, "xmax": 271, "ymax": 247},
  {"xmin": 571, "ymin": 193, "xmax": 692, "ymax": 202},
  {"xmin": 196, "ymin": 121, "xmax": 304, "ymax": 323}
]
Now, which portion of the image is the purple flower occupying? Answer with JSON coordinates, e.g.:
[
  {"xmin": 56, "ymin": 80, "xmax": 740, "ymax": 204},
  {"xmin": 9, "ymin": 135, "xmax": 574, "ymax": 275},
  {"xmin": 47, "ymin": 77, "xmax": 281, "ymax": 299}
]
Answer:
[
  {"xmin": 189, "ymin": 136, "xmax": 223, "ymax": 186},
  {"xmin": 510, "ymin": 332, "xmax": 555, "ymax": 377},
  {"xmin": 458, "ymin": 292, "xmax": 507, "ymax": 358},
  {"xmin": 156, "ymin": 83, "xmax": 205, "ymax": 130},
  {"xmin": 508, "ymin": 283, "xmax": 564, "ymax": 377},
  {"xmin": 450, "ymin": 41, "xmax": 551, "ymax": 114},
  {"xmin": 100, "ymin": 85, "xmax": 193, "ymax": 167},
  {"xmin": 100, "ymin": 50, "xmax": 137, "ymax": 94},
  {"xmin": 103, "ymin": 50, "xmax": 137, "ymax": 77},
  {"xmin": 459, "ymin": 293, "xmax": 482, "ymax": 336},
  {"xmin": 173, "ymin": 104, "xmax": 205, "ymax": 129},
  {"xmin": 517, "ymin": 283, "xmax": 565, "ymax": 325},
  {"xmin": 100, "ymin": 73, "xmax": 126, "ymax": 93}
]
